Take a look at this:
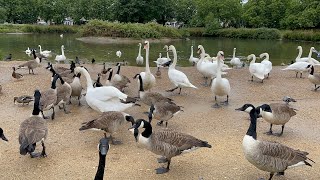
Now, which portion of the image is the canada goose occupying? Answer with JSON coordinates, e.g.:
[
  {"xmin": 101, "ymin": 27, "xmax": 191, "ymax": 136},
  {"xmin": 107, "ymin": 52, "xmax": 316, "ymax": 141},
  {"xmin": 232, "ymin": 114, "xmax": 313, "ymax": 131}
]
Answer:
[
  {"xmin": 101, "ymin": 62, "xmax": 108, "ymax": 76},
  {"xmin": 46, "ymin": 61, "xmax": 75, "ymax": 75},
  {"xmin": 105, "ymin": 68, "xmax": 129, "ymax": 92},
  {"xmin": 93, "ymin": 73, "xmax": 103, "ymax": 88},
  {"xmin": 19, "ymin": 90, "xmax": 48, "ymax": 158},
  {"xmin": 258, "ymin": 100, "xmax": 297, "ymax": 136},
  {"xmin": 74, "ymin": 66, "xmax": 137, "ymax": 112},
  {"xmin": 4, "ymin": 54, "xmax": 12, "ymax": 61},
  {"xmin": 236, "ymin": 104, "xmax": 314, "ymax": 180},
  {"xmin": 17, "ymin": 50, "xmax": 41, "ymax": 74},
  {"xmin": 230, "ymin": 48, "xmax": 242, "ymax": 68},
  {"xmin": 235, "ymin": 103, "xmax": 262, "ymax": 119},
  {"xmin": 69, "ymin": 73, "xmax": 83, "ymax": 106},
  {"xmin": 0, "ymin": 128, "xmax": 8, "ymax": 141},
  {"xmin": 306, "ymin": 64, "xmax": 320, "ymax": 90},
  {"xmin": 189, "ymin": 46, "xmax": 200, "ymax": 66},
  {"xmin": 94, "ymin": 135, "xmax": 109, "ymax": 180},
  {"xmin": 112, "ymin": 63, "xmax": 131, "ymax": 86},
  {"xmin": 80, "ymin": 111, "xmax": 135, "ymax": 145},
  {"xmin": 47, "ymin": 64, "xmax": 73, "ymax": 84},
  {"xmin": 40, "ymin": 74, "xmax": 59, "ymax": 119},
  {"xmin": 211, "ymin": 51, "xmax": 230, "ymax": 108},
  {"xmin": 12, "ymin": 67, "xmax": 23, "ymax": 80},
  {"xmin": 55, "ymin": 75, "xmax": 72, "ymax": 114},
  {"xmin": 136, "ymin": 41, "xmax": 156, "ymax": 92},
  {"xmin": 167, "ymin": 45, "xmax": 197, "ymax": 94},
  {"xmin": 260, "ymin": 53, "xmax": 272, "ymax": 78},
  {"xmin": 148, "ymin": 101, "xmax": 183, "ymax": 127},
  {"xmin": 92, "ymin": 58, "xmax": 96, "ymax": 64},
  {"xmin": 75, "ymin": 56, "xmax": 80, "ymax": 65},
  {"xmin": 129, "ymin": 119, "xmax": 212, "ymax": 174},
  {"xmin": 136, "ymin": 43, "xmax": 144, "ymax": 65},
  {"xmin": 156, "ymin": 66, "xmax": 161, "ymax": 78},
  {"xmin": 14, "ymin": 95, "xmax": 33, "ymax": 105},
  {"xmin": 134, "ymin": 74, "xmax": 174, "ymax": 106}
]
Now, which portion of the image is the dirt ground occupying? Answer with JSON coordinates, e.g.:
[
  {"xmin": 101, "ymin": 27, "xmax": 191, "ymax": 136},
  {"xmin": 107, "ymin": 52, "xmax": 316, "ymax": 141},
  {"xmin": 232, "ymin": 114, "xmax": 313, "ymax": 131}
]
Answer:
[{"xmin": 0, "ymin": 61, "xmax": 319, "ymax": 180}]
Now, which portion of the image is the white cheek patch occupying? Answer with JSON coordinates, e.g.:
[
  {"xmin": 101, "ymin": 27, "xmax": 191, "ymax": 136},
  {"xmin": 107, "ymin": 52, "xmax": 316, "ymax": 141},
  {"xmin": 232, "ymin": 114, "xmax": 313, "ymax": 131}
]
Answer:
[
  {"xmin": 139, "ymin": 121, "xmax": 144, "ymax": 129},
  {"xmin": 245, "ymin": 107, "xmax": 253, "ymax": 113},
  {"xmin": 129, "ymin": 128, "xmax": 134, "ymax": 133}
]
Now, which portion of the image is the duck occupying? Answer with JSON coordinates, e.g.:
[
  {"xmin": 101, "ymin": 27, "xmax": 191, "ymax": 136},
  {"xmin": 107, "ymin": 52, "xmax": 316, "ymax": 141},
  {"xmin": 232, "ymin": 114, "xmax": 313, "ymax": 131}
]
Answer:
[
  {"xmin": 135, "ymin": 41, "xmax": 156, "ymax": 92},
  {"xmin": 93, "ymin": 73, "xmax": 103, "ymax": 88},
  {"xmin": 211, "ymin": 51, "xmax": 230, "ymax": 108},
  {"xmin": 154, "ymin": 53, "xmax": 171, "ymax": 67},
  {"xmin": 0, "ymin": 128, "xmax": 8, "ymax": 141},
  {"xmin": 282, "ymin": 47, "xmax": 315, "ymax": 78},
  {"xmin": 94, "ymin": 135, "xmax": 109, "ymax": 180},
  {"xmin": 236, "ymin": 104, "xmax": 314, "ymax": 180},
  {"xmin": 38, "ymin": 45, "xmax": 51, "ymax": 58},
  {"xmin": 230, "ymin": 48, "xmax": 242, "ymax": 68},
  {"xmin": 189, "ymin": 46, "xmax": 200, "ymax": 66},
  {"xmin": 134, "ymin": 74, "xmax": 174, "ymax": 106},
  {"xmin": 19, "ymin": 90, "xmax": 48, "ymax": 158},
  {"xmin": 69, "ymin": 73, "xmax": 83, "ymax": 106},
  {"xmin": 80, "ymin": 111, "xmax": 135, "ymax": 145},
  {"xmin": 129, "ymin": 119, "xmax": 212, "ymax": 174},
  {"xmin": 25, "ymin": 47, "xmax": 31, "ymax": 56},
  {"xmin": 39, "ymin": 74, "xmax": 59, "ymax": 119},
  {"xmin": 306, "ymin": 64, "xmax": 320, "ymax": 90},
  {"xmin": 55, "ymin": 75, "xmax": 72, "ymax": 114},
  {"xmin": 116, "ymin": 50, "xmax": 122, "ymax": 58},
  {"xmin": 92, "ymin": 58, "xmax": 96, "ymax": 64},
  {"xmin": 156, "ymin": 66, "xmax": 161, "ymax": 78},
  {"xmin": 12, "ymin": 67, "xmax": 23, "ymax": 80},
  {"xmin": 260, "ymin": 53, "xmax": 272, "ymax": 78},
  {"xmin": 17, "ymin": 50, "xmax": 41, "ymax": 74},
  {"xmin": 148, "ymin": 101, "xmax": 183, "ymax": 127},
  {"xmin": 136, "ymin": 43, "xmax": 144, "ymax": 65},
  {"xmin": 248, "ymin": 54, "xmax": 265, "ymax": 83},
  {"xmin": 55, "ymin": 45, "xmax": 66, "ymax": 63},
  {"xmin": 4, "ymin": 53, "xmax": 12, "ymax": 61},
  {"xmin": 166, "ymin": 45, "xmax": 197, "ymax": 94},
  {"xmin": 14, "ymin": 95, "xmax": 34, "ymax": 105},
  {"xmin": 295, "ymin": 46, "xmax": 320, "ymax": 64},
  {"xmin": 74, "ymin": 66, "xmax": 137, "ymax": 112}
]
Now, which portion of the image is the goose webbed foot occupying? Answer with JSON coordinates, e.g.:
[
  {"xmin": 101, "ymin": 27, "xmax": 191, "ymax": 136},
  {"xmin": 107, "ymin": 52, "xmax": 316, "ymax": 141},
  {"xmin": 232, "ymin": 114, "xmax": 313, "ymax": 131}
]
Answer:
[
  {"xmin": 157, "ymin": 157, "xmax": 168, "ymax": 163},
  {"xmin": 30, "ymin": 152, "xmax": 41, "ymax": 158},
  {"xmin": 276, "ymin": 172, "xmax": 284, "ymax": 176},
  {"xmin": 155, "ymin": 167, "xmax": 169, "ymax": 174},
  {"xmin": 273, "ymin": 133, "xmax": 283, "ymax": 137},
  {"xmin": 166, "ymin": 87, "xmax": 178, "ymax": 92},
  {"xmin": 264, "ymin": 131, "xmax": 273, "ymax": 135},
  {"xmin": 211, "ymin": 103, "xmax": 220, "ymax": 108}
]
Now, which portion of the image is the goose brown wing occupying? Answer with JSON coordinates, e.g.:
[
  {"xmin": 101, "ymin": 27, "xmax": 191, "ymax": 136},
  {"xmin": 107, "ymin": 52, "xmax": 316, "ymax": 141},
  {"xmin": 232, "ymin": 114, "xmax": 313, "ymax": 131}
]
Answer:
[
  {"xmin": 259, "ymin": 141, "xmax": 310, "ymax": 167},
  {"xmin": 79, "ymin": 112, "xmax": 123, "ymax": 131},
  {"xmin": 19, "ymin": 117, "xmax": 48, "ymax": 146},
  {"xmin": 40, "ymin": 89, "xmax": 57, "ymax": 109},
  {"xmin": 270, "ymin": 103, "xmax": 297, "ymax": 117}
]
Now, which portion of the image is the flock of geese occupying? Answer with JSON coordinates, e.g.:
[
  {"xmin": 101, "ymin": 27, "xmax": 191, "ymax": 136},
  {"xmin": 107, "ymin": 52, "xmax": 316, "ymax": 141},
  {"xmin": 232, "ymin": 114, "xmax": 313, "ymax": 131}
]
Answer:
[{"xmin": 1, "ymin": 41, "xmax": 319, "ymax": 180}]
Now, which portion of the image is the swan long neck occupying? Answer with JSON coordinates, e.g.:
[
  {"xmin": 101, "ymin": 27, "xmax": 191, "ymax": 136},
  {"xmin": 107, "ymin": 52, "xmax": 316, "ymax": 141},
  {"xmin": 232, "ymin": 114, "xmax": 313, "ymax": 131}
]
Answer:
[
  {"xmin": 216, "ymin": 57, "xmax": 222, "ymax": 79},
  {"xmin": 94, "ymin": 153, "xmax": 106, "ymax": 180},
  {"xmin": 61, "ymin": 46, "xmax": 65, "ymax": 56},
  {"xmin": 39, "ymin": 45, "xmax": 42, "ymax": 53},
  {"xmin": 170, "ymin": 48, "xmax": 177, "ymax": 69},
  {"xmin": 232, "ymin": 48, "xmax": 236, "ymax": 58},
  {"xmin": 265, "ymin": 53, "xmax": 269, "ymax": 60},
  {"xmin": 308, "ymin": 48, "xmax": 313, "ymax": 59},
  {"xmin": 138, "ymin": 44, "xmax": 142, "ymax": 56},
  {"xmin": 145, "ymin": 45, "xmax": 150, "ymax": 73},
  {"xmin": 297, "ymin": 47, "xmax": 302, "ymax": 59},
  {"xmin": 81, "ymin": 68, "xmax": 94, "ymax": 89},
  {"xmin": 166, "ymin": 46, "xmax": 170, "ymax": 59},
  {"xmin": 250, "ymin": 55, "xmax": 256, "ymax": 64},
  {"xmin": 190, "ymin": 46, "xmax": 193, "ymax": 58},
  {"xmin": 199, "ymin": 46, "xmax": 206, "ymax": 63}
]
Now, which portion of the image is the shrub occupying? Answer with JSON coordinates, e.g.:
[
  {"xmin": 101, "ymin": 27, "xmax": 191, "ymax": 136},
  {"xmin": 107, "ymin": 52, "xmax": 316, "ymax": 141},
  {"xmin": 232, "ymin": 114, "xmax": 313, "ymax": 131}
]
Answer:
[
  {"xmin": 204, "ymin": 28, "xmax": 281, "ymax": 40},
  {"xmin": 283, "ymin": 30, "xmax": 320, "ymax": 42}
]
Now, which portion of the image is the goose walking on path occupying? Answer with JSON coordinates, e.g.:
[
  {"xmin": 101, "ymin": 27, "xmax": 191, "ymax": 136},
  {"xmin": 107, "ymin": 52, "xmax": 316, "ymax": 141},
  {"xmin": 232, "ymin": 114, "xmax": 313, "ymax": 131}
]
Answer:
[
  {"xmin": 129, "ymin": 119, "xmax": 212, "ymax": 174},
  {"xmin": 236, "ymin": 104, "xmax": 314, "ymax": 180},
  {"xmin": 18, "ymin": 50, "xmax": 41, "ymax": 74},
  {"xmin": 306, "ymin": 64, "xmax": 320, "ymax": 90},
  {"xmin": 166, "ymin": 45, "xmax": 197, "ymax": 94}
]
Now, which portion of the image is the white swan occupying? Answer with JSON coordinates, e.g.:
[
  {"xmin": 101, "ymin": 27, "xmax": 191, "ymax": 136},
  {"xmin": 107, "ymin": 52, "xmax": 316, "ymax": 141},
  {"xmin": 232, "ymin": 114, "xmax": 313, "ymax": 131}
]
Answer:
[
  {"xmin": 189, "ymin": 46, "xmax": 200, "ymax": 65},
  {"xmin": 295, "ymin": 46, "xmax": 319, "ymax": 64},
  {"xmin": 154, "ymin": 53, "xmax": 171, "ymax": 66},
  {"xmin": 166, "ymin": 45, "xmax": 197, "ymax": 94},
  {"xmin": 38, "ymin": 45, "xmax": 51, "ymax": 57},
  {"xmin": 116, "ymin": 50, "xmax": 122, "ymax": 58},
  {"xmin": 136, "ymin": 43, "xmax": 144, "ymax": 65},
  {"xmin": 137, "ymin": 41, "xmax": 156, "ymax": 91},
  {"xmin": 260, "ymin": 53, "xmax": 272, "ymax": 78},
  {"xmin": 55, "ymin": 45, "xmax": 66, "ymax": 63},
  {"xmin": 60, "ymin": 34, "xmax": 63, "ymax": 38},
  {"xmin": 248, "ymin": 54, "xmax": 266, "ymax": 82},
  {"xmin": 162, "ymin": 45, "xmax": 171, "ymax": 62},
  {"xmin": 230, "ymin": 48, "xmax": 242, "ymax": 68},
  {"xmin": 74, "ymin": 67, "xmax": 135, "ymax": 112},
  {"xmin": 211, "ymin": 51, "xmax": 230, "ymax": 108},
  {"xmin": 25, "ymin": 47, "xmax": 31, "ymax": 56},
  {"xmin": 282, "ymin": 47, "xmax": 315, "ymax": 78}
]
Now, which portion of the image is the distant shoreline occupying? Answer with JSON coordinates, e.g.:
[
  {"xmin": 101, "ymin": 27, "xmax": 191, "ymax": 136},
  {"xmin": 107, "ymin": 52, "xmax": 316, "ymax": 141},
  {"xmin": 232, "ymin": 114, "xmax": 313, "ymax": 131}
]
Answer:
[{"xmin": 76, "ymin": 36, "xmax": 182, "ymax": 44}]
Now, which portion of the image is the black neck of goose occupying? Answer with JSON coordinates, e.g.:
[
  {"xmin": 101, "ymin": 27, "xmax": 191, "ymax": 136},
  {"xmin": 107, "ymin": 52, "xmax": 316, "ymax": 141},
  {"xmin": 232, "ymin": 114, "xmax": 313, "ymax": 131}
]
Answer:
[
  {"xmin": 141, "ymin": 121, "xmax": 152, "ymax": 138},
  {"xmin": 32, "ymin": 94, "xmax": 41, "ymax": 115},
  {"xmin": 32, "ymin": 51, "xmax": 36, "ymax": 59},
  {"xmin": 50, "ymin": 67, "xmax": 56, "ymax": 77},
  {"xmin": 97, "ymin": 76, "xmax": 101, "ymax": 83},
  {"xmin": 108, "ymin": 70, "xmax": 113, "ymax": 81},
  {"xmin": 310, "ymin": 66, "xmax": 314, "ymax": 75},
  {"xmin": 247, "ymin": 109, "xmax": 257, "ymax": 140},
  {"xmin": 94, "ymin": 153, "xmax": 106, "ymax": 180},
  {"xmin": 51, "ymin": 75, "xmax": 59, "ymax": 89},
  {"xmin": 138, "ymin": 74, "xmax": 144, "ymax": 92},
  {"xmin": 59, "ymin": 77, "xmax": 65, "ymax": 85},
  {"xmin": 116, "ymin": 65, "xmax": 120, "ymax": 74}
]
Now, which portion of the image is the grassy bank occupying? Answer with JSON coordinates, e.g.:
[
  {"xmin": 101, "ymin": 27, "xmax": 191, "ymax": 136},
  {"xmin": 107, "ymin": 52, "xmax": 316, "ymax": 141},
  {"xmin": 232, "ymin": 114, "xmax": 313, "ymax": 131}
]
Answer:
[
  {"xmin": 0, "ymin": 24, "xmax": 79, "ymax": 33},
  {"xmin": 282, "ymin": 30, "xmax": 320, "ymax": 42},
  {"xmin": 81, "ymin": 20, "xmax": 183, "ymax": 39}
]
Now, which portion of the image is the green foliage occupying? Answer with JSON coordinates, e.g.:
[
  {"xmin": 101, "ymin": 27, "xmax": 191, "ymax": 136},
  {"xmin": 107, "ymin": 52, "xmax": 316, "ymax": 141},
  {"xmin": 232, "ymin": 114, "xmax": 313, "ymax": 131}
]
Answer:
[
  {"xmin": 283, "ymin": 30, "xmax": 320, "ymax": 41},
  {"xmin": 0, "ymin": 24, "xmax": 78, "ymax": 33},
  {"xmin": 205, "ymin": 28, "xmax": 281, "ymax": 40},
  {"xmin": 81, "ymin": 20, "xmax": 182, "ymax": 38}
]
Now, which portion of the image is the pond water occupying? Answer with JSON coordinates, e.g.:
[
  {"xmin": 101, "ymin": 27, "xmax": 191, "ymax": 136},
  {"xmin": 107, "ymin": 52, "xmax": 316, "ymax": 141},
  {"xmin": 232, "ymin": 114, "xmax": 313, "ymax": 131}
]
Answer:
[{"xmin": 0, "ymin": 33, "xmax": 319, "ymax": 66}]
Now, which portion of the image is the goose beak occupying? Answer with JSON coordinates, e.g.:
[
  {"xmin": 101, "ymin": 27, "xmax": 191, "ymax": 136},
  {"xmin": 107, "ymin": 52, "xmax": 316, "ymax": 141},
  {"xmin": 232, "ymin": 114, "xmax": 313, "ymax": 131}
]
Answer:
[
  {"xmin": 235, "ymin": 107, "xmax": 243, "ymax": 111},
  {"xmin": 1, "ymin": 134, "xmax": 8, "ymax": 142},
  {"xmin": 99, "ymin": 137, "xmax": 109, "ymax": 155}
]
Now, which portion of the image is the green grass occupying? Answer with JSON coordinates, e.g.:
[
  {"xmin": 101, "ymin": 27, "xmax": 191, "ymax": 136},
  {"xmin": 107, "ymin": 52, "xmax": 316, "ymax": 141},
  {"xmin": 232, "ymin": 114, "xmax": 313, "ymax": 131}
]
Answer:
[
  {"xmin": 282, "ymin": 30, "xmax": 320, "ymax": 41},
  {"xmin": 0, "ymin": 24, "xmax": 79, "ymax": 33},
  {"xmin": 205, "ymin": 28, "xmax": 281, "ymax": 40}
]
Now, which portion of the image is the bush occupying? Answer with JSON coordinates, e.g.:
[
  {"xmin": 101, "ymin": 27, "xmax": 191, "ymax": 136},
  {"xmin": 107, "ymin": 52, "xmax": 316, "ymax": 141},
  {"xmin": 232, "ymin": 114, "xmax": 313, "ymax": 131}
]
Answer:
[
  {"xmin": 81, "ymin": 20, "xmax": 183, "ymax": 38},
  {"xmin": 21, "ymin": 25, "xmax": 78, "ymax": 33},
  {"xmin": 283, "ymin": 30, "xmax": 320, "ymax": 42},
  {"xmin": 204, "ymin": 28, "xmax": 281, "ymax": 40}
]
